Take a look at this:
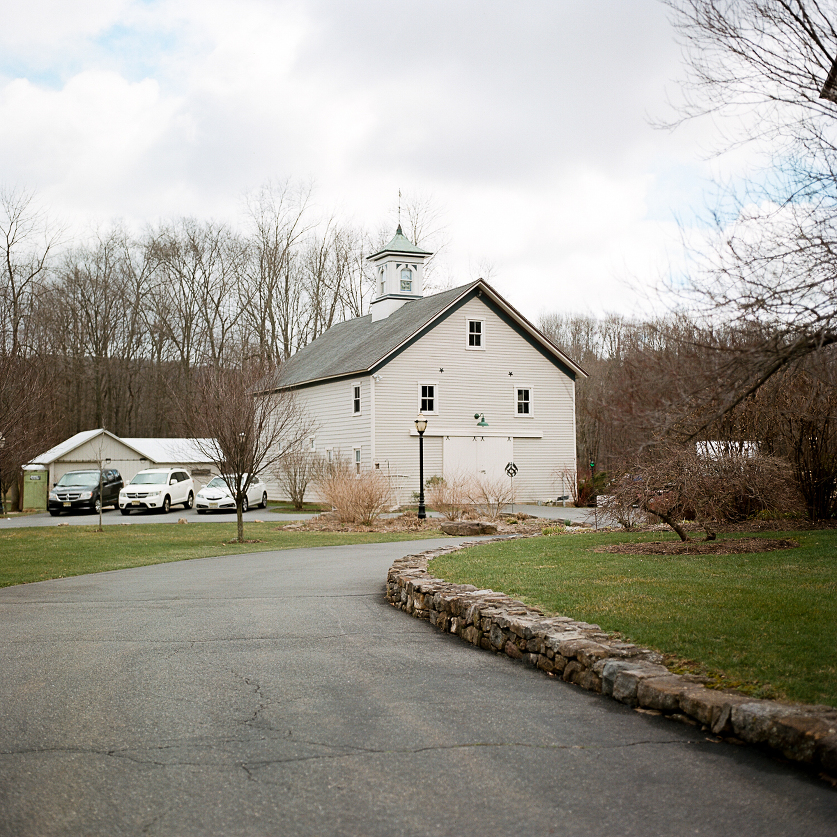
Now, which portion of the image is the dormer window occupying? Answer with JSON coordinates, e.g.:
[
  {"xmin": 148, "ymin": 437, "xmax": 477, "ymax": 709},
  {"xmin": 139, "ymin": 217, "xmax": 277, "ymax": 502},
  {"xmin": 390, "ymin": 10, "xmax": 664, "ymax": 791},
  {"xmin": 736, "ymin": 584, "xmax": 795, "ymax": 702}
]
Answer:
[{"xmin": 400, "ymin": 268, "xmax": 412, "ymax": 292}]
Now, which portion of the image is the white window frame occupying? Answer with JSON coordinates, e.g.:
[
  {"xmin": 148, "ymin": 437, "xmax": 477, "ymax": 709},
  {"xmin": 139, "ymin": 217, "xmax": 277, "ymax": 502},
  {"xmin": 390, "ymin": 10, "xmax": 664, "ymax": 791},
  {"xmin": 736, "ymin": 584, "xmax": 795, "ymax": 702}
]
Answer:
[
  {"xmin": 310, "ymin": 436, "xmax": 316, "ymax": 451},
  {"xmin": 351, "ymin": 382, "xmax": 362, "ymax": 415},
  {"xmin": 353, "ymin": 447, "xmax": 362, "ymax": 475},
  {"xmin": 418, "ymin": 381, "xmax": 438, "ymax": 415},
  {"xmin": 514, "ymin": 385, "xmax": 534, "ymax": 417},
  {"xmin": 465, "ymin": 317, "xmax": 486, "ymax": 350},
  {"xmin": 326, "ymin": 448, "xmax": 333, "ymax": 464},
  {"xmin": 400, "ymin": 266, "xmax": 413, "ymax": 293}
]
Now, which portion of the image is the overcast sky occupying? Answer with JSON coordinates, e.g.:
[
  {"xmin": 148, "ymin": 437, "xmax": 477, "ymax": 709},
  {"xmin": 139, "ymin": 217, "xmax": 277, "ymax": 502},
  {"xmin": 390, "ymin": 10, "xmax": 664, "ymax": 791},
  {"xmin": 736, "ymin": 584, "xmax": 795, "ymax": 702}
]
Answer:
[{"xmin": 0, "ymin": 0, "xmax": 743, "ymax": 322}]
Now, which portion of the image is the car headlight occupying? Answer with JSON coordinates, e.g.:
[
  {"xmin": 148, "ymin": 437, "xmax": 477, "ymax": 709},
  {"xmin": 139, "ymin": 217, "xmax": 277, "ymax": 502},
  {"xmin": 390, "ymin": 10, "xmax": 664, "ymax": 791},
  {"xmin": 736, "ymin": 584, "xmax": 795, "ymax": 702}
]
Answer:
[
  {"xmin": 148, "ymin": 490, "xmax": 161, "ymax": 496},
  {"xmin": 49, "ymin": 491, "xmax": 57, "ymax": 500},
  {"xmin": 79, "ymin": 491, "xmax": 93, "ymax": 500}
]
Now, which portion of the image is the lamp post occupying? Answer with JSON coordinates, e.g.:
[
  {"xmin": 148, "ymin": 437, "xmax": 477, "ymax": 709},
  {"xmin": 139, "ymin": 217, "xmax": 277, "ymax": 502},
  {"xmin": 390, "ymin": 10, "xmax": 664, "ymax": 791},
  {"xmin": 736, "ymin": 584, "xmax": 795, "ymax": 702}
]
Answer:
[{"xmin": 415, "ymin": 416, "xmax": 427, "ymax": 519}]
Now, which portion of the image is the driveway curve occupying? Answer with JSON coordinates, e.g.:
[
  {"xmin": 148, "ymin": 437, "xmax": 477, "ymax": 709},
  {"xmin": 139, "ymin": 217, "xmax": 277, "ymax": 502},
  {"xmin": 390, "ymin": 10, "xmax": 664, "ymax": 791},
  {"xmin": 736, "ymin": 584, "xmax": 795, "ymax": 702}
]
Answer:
[{"xmin": 0, "ymin": 539, "xmax": 834, "ymax": 836}]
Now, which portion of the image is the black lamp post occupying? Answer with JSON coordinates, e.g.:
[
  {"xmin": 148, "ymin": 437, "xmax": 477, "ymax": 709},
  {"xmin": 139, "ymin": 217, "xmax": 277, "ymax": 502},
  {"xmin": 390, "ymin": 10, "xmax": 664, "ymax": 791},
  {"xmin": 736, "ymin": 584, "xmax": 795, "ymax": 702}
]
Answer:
[{"xmin": 415, "ymin": 416, "xmax": 427, "ymax": 519}]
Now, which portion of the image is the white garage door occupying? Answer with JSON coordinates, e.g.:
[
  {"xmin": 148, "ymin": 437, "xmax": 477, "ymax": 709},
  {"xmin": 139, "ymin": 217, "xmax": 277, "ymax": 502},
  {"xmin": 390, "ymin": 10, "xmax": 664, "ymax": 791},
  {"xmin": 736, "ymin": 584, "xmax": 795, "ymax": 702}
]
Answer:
[{"xmin": 443, "ymin": 436, "xmax": 513, "ymax": 483}]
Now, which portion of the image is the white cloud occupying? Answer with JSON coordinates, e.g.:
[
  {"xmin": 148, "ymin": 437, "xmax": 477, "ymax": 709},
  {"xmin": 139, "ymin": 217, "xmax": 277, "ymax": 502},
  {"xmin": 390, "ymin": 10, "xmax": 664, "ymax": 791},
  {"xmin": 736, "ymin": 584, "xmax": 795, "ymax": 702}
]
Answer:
[{"xmin": 0, "ymin": 0, "xmax": 756, "ymax": 321}]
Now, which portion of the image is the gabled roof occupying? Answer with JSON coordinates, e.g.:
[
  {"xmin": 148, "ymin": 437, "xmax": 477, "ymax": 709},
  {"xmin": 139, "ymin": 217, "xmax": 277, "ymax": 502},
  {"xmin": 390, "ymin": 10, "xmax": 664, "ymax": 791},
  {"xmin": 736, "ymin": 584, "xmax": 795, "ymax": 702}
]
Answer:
[
  {"xmin": 122, "ymin": 438, "xmax": 216, "ymax": 463},
  {"xmin": 31, "ymin": 429, "xmax": 135, "ymax": 465},
  {"xmin": 259, "ymin": 280, "xmax": 586, "ymax": 392},
  {"xmin": 30, "ymin": 430, "xmax": 216, "ymax": 466}
]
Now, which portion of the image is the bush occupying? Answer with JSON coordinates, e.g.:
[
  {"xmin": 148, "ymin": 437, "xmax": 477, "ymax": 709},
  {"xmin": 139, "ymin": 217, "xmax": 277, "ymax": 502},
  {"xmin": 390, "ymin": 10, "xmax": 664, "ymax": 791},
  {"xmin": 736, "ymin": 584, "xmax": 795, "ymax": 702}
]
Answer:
[
  {"xmin": 313, "ymin": 457, "xmax": 394, "ymax": 525},
  {"xmin": 275, "ymin": 450, "xmax": 322, "ymax": 511},
  {"xmin": 426, "ymin": 473, "xmax": 470, "ymax": 520},
  {"xmin": 609, "ymin": 442, "xmax": 804, "ymax": 540},
  {"xmin": 465, "ymin": 475, "xmax": 514, "ymax": 520}
]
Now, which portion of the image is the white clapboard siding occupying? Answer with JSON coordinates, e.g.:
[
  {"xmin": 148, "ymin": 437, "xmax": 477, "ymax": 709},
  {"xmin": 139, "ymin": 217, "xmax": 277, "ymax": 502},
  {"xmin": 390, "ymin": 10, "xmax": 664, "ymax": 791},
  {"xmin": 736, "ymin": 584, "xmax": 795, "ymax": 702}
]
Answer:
[
  {"xmin": 372, "ymin": 296, "xmax": 576, "ymax": 503},
  {"xmin": 292, "ymin": 374, "xmax": 372, "ymax": 466}
]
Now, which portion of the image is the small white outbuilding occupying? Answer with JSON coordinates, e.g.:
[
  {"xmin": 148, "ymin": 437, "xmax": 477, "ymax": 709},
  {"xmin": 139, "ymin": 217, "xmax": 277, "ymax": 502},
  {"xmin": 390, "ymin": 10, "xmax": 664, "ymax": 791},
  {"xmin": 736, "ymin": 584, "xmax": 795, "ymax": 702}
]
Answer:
[{"xmin": 24, "ymin": 429, "xmax": 216, "ymax": 509}]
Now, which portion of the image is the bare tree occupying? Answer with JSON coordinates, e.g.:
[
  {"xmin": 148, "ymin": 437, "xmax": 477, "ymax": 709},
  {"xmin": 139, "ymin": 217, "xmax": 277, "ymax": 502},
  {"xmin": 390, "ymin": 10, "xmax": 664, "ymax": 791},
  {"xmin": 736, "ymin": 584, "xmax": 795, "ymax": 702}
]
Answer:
[
  {"xmin": 662, "ymin": 0, "xmax": 837, "ymax": 408},
  {"xmin": 243, "ymin": 180, "xmax": 314, "ymax": 362},
  {"xmin": 184, "ymin": 364, "xmax": 312, "ymax": 542},
  {"xmin": 751, "ymin": 353, "xmax": 837, "ymax": 520},
  {"xmin": 0, "ymin": 186, "xmax": 59, "ymax": 358},
  {"xmin": 0, "ymin": 356, "xmax": 57, "ymax": 515}
]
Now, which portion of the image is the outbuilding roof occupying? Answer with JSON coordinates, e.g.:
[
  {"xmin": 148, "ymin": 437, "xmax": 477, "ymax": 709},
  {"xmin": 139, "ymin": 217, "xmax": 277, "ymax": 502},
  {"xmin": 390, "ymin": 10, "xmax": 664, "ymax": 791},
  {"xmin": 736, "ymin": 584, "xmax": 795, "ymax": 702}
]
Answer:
[
  {"xmin": 31, "ymin": 430, "xmax": 126, "ymax": 465},
  {"xmin": 30, "ymin": 430, "xmax": 215, "ymax": 466},
  {"xmin": 258, "ymin": 279, "xmax": 586, "ymax": 392},
  {"xmin": 122, "ymin": 438, "xmax": 215, "ymax": 463}
]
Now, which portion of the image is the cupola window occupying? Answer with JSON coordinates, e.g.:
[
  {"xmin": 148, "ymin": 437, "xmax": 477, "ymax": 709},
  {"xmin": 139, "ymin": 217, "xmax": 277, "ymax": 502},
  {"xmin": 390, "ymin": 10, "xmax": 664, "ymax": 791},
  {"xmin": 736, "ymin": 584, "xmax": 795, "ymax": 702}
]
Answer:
[{"xmin": 400, "ymin": 268, "xmax": 412, "ymax": 292}]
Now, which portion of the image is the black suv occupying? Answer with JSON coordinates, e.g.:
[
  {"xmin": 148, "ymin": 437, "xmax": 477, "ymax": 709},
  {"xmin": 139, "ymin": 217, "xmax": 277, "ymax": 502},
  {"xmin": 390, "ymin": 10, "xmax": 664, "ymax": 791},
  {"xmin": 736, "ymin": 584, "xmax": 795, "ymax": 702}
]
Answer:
[{"xmin": 48, "ymin": 469, "xmax": 124, "ymax": 516}]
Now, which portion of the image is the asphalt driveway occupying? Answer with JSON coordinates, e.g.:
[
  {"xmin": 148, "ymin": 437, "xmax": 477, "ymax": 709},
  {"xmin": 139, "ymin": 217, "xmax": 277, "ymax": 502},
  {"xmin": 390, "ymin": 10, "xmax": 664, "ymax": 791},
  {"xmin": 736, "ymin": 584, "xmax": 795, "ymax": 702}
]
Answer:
[
  {"xmin": 0, "ymin": 503, "xmax": 600, "ymax": 529},
  {"xmin": 0, "ymin": 539, "xmax": 834, "ymax": 836}
]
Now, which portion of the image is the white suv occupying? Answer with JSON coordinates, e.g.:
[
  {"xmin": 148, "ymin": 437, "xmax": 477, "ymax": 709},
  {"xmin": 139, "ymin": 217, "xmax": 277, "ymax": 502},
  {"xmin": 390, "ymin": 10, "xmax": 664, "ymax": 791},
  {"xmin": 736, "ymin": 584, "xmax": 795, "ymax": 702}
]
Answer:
[{"xmin": 119, "ymin": 468, "xmax": 195, "ymax": 515}]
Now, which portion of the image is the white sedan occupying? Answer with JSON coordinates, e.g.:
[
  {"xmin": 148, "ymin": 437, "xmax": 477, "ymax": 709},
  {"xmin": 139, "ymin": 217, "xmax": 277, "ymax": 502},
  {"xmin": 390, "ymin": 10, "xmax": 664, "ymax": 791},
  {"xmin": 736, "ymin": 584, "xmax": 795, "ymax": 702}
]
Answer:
[{"xmin": 195, "ymin": 475, "xmax": 268, "ymax": 514}]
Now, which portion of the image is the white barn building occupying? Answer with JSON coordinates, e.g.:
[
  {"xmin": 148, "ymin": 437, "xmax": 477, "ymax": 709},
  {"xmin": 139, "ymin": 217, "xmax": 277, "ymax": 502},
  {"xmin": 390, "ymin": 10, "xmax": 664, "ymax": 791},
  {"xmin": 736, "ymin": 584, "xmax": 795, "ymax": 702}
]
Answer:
[{"xmin": 259, "ymin": 226, "xmax": 586, "ymax": 505}]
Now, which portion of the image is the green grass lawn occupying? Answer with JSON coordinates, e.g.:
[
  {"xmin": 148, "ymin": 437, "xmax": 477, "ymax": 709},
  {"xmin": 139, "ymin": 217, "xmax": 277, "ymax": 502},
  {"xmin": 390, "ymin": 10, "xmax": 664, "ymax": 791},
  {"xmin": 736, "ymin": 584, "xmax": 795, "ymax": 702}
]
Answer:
[
  {"xmin": 0, "ymin": 521, "xmax": 444, "ymax": 589},
  {"xmin": 429, "ymin": 529, "xmax": 837, "ymax": 707}
]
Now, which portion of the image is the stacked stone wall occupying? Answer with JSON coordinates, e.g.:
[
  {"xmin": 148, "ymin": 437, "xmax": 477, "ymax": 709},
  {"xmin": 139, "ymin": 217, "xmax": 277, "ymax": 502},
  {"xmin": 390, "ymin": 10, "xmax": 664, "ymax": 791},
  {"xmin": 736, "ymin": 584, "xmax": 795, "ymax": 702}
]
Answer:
[{"xmin": 386, "ymin": 540, "xmax": 837, "ymax": 775}]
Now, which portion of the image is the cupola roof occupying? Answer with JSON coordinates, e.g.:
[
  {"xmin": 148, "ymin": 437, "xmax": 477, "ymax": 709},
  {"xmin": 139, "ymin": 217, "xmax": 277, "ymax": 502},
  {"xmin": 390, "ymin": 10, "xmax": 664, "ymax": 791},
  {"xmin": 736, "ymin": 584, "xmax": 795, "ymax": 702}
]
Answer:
[{"xmin": 368, "ymin": 224, "xmax": 433, "ymax": 261}]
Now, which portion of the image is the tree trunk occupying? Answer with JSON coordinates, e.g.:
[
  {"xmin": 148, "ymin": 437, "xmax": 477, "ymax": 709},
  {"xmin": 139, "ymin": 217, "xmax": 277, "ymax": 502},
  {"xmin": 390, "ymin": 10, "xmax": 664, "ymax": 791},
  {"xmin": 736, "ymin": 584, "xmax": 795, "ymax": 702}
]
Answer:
[
  {"xmin": 236, "ymin": 501, "xmax": 244, "ymax": 543},
  {"xmin": 641, "ymin": 500, "xmax": 690, "ymax": 542}
]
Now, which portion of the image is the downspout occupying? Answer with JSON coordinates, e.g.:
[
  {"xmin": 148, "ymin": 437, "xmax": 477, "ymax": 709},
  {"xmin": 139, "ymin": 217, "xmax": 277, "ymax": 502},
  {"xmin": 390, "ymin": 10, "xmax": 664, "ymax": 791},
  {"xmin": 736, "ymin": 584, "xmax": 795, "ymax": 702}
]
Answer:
[
  {"xmin": 570, "ymin": 377, "xmax": 577, "ymax": 507},
  {"xmin": 370, "ymin": 374, "xmax": 376, "ymax": 468}
]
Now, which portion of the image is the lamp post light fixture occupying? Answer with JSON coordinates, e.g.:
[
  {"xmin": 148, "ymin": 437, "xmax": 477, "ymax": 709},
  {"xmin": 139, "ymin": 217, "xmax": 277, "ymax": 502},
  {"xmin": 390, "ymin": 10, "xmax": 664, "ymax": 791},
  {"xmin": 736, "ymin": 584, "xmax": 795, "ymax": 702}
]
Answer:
[{"xmin": 415, "ymin": 416, "xmax": 428, "ymax": 519}]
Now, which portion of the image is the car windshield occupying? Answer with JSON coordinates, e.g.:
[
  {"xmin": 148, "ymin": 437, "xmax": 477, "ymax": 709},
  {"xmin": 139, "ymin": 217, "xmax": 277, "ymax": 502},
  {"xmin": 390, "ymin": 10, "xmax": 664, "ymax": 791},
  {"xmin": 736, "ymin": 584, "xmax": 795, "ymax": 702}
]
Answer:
[
  {"xmin": 130, "ymin": 473, "xmax": 168, "ymax": 485},
  {"xmin": 206, "ymin": 477, "xmax": 231, "ymax": 489},
  {"xmin": 56, "ymin": 472, "xmax": 99, "ymax": 487}
]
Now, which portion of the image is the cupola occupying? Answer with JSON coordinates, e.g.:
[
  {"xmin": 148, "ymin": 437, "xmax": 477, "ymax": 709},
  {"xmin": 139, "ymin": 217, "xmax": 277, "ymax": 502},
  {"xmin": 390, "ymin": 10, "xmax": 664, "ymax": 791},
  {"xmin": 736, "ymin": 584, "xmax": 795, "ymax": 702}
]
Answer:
[{"xmin": 367, "ymin": 224, "xmax": 433, "ymax": 321}]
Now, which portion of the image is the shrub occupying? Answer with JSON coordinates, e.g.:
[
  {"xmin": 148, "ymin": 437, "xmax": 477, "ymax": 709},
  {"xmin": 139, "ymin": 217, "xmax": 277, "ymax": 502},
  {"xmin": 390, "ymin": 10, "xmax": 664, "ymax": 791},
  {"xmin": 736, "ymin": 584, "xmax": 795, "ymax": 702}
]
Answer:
[
  {"xmin": 465, "ymin": 475, "xmax": 514, "ymax": 520},
  {"xmin": 275, "ymin": 450, "xmax": 322, "ymax": 510},
  {"xmin": 313, "ymin": 457, "xmax": 394, "ymax": 525},
  {"xmin": 609, "ymin": 442, "xmax": 804, "ymax": 541},
  {"xmin": 426, "ymin": 473, "xmax": 470, "ymax": 520}
]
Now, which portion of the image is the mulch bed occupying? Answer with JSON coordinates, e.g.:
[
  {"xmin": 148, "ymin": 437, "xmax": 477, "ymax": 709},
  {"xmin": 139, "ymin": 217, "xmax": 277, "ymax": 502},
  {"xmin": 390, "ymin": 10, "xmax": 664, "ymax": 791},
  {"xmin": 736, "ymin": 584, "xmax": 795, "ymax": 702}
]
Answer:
[{"xmin": 596, "ymin": 537, "xmax": 799, "ymax": 556}]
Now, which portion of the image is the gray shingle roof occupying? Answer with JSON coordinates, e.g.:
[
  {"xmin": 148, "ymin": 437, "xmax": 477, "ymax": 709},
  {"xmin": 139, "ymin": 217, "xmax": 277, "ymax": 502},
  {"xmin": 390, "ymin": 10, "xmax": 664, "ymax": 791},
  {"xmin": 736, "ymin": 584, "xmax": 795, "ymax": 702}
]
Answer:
[
  {"xmin": 263, "ymin": 283, "xmax": 476, "ymax": 390},
  {"xmin": 258, "ymin": 280, "xmax": 586, "ymax": 392}
]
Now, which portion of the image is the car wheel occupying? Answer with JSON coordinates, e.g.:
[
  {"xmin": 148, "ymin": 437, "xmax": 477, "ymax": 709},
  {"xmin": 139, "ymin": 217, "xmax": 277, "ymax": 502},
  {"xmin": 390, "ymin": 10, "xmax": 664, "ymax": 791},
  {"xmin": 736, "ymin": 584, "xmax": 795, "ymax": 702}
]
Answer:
[
  {"xmin": 49, "ymin": 509, "xmax": 60, "ymax": 517},
  {"xmin": 161, "ymin": 496, "xmax": 171, "ymax": 514},
  {"xmin": 241, "ymin": 497, "xmax": 249, "ymax": 513},
  {"xmin": 120, "ymin": 508, "xmax": 130, "ymax": 516},
  {"xmin": 259, "ymin": 492, "xmax": 267, "ymax": 509},
  {"xmin": 93, "ymin": 498, "xmax": 101, "ymax": 515},
  {"xmin": 184, "ymin": 491, "xmax": 194, "ymax": 510}
]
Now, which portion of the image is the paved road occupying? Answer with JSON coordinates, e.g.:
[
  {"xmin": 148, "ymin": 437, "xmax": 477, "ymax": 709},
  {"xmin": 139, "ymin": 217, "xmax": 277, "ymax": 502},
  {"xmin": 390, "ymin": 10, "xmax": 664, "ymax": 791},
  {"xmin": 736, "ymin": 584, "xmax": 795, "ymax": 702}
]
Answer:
[
  {"xmin": 0, "ymin": 503, "xmax": 601, "ymax": 529},
  {"xmin": 1, "ymin": 540, "xmax": 833, "ymax": 837}
]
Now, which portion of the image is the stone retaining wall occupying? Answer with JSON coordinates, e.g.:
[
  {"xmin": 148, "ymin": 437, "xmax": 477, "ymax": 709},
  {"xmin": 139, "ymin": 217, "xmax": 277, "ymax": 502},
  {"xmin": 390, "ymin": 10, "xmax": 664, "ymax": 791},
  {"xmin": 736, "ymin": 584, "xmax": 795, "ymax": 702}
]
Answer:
[{"xmin": 386, "ymin": 539, "xmax": 837, "ymax": 775}]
